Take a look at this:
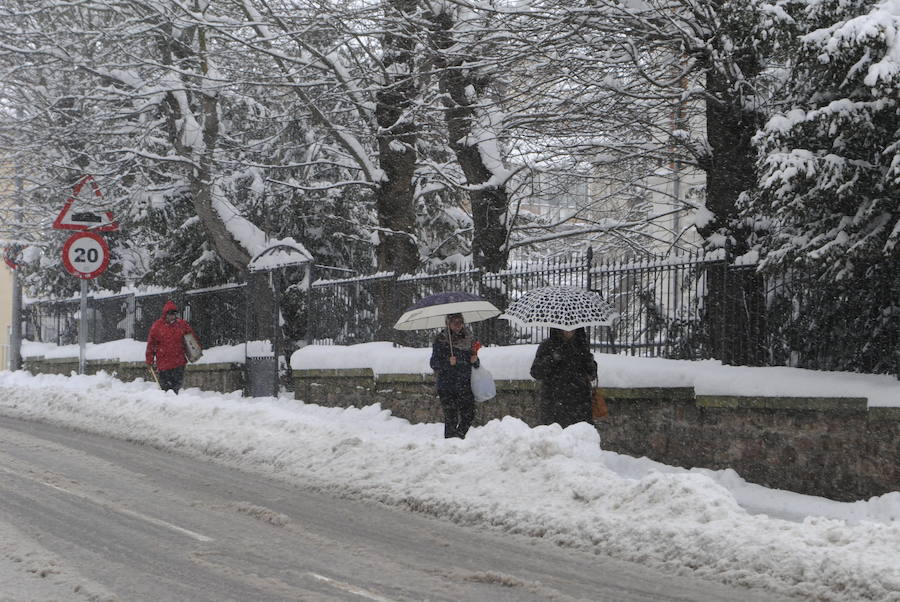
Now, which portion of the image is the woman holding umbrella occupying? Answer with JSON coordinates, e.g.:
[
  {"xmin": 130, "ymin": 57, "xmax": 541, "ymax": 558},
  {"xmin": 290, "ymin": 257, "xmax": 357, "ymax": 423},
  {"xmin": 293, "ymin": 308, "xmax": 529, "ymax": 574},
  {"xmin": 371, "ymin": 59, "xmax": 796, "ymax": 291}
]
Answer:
[
  {"xmin": 530, "ymin": 328, "xmax": 596, "ymax": 427},
  {"xmin": 394, "ymin": 291, "xmax": 499, "ymax": 440},
  {"xmin": 430, "ymin": 313, "xmax": 480, "ymax": 439},
  {"xmin": 501, "ymin": 286, "xmax": 616, "ymax": 428}
]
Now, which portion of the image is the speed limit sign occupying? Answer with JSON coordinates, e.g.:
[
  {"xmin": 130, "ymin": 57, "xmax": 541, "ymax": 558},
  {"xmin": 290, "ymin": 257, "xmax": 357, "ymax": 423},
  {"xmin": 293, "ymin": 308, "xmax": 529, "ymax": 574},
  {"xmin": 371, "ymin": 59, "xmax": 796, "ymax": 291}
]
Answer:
[{"xmin": 62, "ymin": 231, "xmax": 110, "ymax": 279}]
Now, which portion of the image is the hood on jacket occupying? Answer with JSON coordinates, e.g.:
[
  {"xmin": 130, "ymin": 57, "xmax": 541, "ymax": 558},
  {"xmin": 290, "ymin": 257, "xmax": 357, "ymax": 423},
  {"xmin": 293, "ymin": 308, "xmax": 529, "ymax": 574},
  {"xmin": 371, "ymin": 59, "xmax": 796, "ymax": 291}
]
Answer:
[
  {"xmin": 161, "ymin": 300, "xmax": 178, "ymax": 318},
  {"xmin": 437, "ymin": 326, "xmax": 474, "ymax": 351}
]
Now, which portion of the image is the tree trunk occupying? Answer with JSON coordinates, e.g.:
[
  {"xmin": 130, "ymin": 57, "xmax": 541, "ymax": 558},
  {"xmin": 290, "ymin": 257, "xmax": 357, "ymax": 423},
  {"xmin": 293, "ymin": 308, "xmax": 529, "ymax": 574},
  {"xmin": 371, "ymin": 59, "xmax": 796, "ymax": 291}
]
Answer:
[
  {"xmin": 429, "ymin": 10, "xmax": 510, "ymax": 273},
  {"xmin": 372, "ymin": 0, "xmax": 420, "ymax": 277},
  {"xmin": 372, "ymin": 0, "xmax": 422, "ymax": 339},
  {"xmin": 190, "ymin": 167, "xmax": 251, "ymax": 273},
  {"xmin": 699, "ymin": 67, "xmax": 766, "ymax": 365},
  {"xmin": 700, "ymin": 72, "xmax": 758, "ymax": 254},
  {"xmin": 444, "ymin": 99, "xmax": 510, "ymax": 341},
  {"xmin": 453, "ymin": 142, "xmax": 510, "ymax": 274},
  {"xmin": 373, "ymin": 135, "xmax": 418, "ymax": 275},
  {"xmin": 426, "ymin": 9, "xmax": 511, "ymax": 343}
]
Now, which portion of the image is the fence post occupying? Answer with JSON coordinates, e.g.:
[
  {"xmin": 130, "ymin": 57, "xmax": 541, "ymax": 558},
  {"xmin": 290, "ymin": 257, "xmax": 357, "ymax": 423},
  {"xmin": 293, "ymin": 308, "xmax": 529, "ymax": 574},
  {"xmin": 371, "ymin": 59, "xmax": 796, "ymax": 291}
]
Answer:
[
  {"xmin": 586, "ymin": 246, "xmax": 593, "ymax": 291},
  {"xmin": 9, "ymin": 268, "xmax": 22, "ymax": 371},
  {"xmin": 720, "ymin": 247, "xmax": 730, "ymax": 363},
  {"xmin": 304, "ymin": 263, "xmax": 314, "ymax": 346},
  {"xmin": 586, "ymin": 247, "xmax": 593, "ymax": 346},
  {"xmin": 125, "ymin": 293, "xmax": 135, "ymax": 339},
  {"xmin": 272, "ymin": 270, "xmax": 281, "ymax": 397}
]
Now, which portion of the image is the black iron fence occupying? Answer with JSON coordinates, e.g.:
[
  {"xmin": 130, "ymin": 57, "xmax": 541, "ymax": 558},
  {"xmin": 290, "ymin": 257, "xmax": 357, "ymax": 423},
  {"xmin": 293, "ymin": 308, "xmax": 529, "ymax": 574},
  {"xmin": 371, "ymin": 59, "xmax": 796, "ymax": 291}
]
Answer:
[
  {"xmin": 22, "ymin": 249, "xmax": 896, "ymax": 373},
  {"xmin": 24, "ymin": 284, "xmax": 247, "ymax": 348},
  {"xmin": 305, "ymin": 250, "xmax": 761, "ymax": 362}
]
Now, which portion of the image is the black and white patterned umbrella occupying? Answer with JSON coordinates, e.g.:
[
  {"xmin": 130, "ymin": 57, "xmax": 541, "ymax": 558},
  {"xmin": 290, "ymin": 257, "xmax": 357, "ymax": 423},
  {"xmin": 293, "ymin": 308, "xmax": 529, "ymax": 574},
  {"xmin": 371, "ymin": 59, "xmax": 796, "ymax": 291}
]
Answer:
[{"xmin": 500, "ymin": 286, "xmax": 618, "ymax": 330}]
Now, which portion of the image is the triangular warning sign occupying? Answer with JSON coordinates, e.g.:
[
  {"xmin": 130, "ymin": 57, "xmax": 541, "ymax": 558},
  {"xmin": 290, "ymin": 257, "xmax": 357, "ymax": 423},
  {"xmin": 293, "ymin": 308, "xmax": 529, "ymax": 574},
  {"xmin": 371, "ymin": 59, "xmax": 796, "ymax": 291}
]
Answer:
[{"xmin": 53, "ymin": 175, "xmax": 118, "ymax": 231}]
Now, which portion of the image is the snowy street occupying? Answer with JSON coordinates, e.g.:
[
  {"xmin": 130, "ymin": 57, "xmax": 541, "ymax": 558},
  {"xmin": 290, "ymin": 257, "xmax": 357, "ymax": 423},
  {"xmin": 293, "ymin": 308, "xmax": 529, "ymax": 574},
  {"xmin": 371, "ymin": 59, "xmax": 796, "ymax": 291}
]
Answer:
[
  {"xmin": 1, "ymin": 356, "xmax": 899, "ymax": 601},
  {"xmin": 0, "ymin": 416, "xmax": 777, "ymax": 602}
]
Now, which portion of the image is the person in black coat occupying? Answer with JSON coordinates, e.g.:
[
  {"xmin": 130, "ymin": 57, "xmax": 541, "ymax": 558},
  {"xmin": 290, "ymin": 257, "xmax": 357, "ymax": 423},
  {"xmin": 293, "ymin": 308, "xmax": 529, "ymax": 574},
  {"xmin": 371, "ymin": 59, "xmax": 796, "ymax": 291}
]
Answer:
[
  {"xmin": 430, "ymin": 313, "xmax": 480, "ymax": 439},
  {"xmin": 530, "ymin": 327, "xmax": 597, "ymax": 428}
]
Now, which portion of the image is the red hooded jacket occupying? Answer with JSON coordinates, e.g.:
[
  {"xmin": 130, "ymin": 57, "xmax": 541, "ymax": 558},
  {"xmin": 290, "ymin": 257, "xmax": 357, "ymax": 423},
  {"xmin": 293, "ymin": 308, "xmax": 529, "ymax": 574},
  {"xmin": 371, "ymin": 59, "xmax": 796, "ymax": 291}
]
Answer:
[{"xmin": 145, "ymin": 300, "xmax": 200, "ymax": 371}]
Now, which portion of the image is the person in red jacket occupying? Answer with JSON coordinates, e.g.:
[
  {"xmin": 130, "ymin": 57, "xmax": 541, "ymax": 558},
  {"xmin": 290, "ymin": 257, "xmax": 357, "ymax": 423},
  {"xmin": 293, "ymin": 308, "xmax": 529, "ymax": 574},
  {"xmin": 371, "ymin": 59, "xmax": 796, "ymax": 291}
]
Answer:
[{"xmin": 145, "ymin": 300, "xmax": 199, "ymax": 393}]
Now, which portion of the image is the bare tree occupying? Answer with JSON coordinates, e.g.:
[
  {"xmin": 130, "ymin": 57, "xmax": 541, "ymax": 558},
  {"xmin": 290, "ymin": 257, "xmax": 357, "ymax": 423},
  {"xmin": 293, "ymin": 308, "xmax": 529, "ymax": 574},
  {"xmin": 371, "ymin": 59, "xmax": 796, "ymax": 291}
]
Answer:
[
  {"xmin": 0, "ymin": 1, "xmax": 277, "ymax": 284},
  {"xmin": 422, "ymin": 2, "xmax": 514, "ymax": 272}
]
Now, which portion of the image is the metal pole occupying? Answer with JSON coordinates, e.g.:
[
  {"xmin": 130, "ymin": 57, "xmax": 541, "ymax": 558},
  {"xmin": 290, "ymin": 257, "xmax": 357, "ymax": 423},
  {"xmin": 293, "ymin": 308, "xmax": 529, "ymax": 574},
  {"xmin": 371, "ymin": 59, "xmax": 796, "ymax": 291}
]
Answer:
[
  {"xmin": 720, "ymin": 248, "xmax": 729, "ymax": 363},
  {"xmin": 303, "ymin": 262, "xmax": 313, "ymax": 347},
  {"xmin": 586, "ymin": 246, "xmax": 593, "ymax": 291},
  {"xmin": 9, "ymin": 270, "xmax": 22, "ymax": 371},
  {"xmin": 272, "ymin": 270, "xmax": 280, "ymax": 397},
  {"xmin": 78, "ymin": 279, "xmax": 88, "ymax": 374},
  {"xmin": 9, "ymin": 121, "xmax": 24, "ymax": 371},
  {"xmin": 243, "ymin": 278, "xmax": 249, "ymax": 397},
  {"xmin": 585, "ymin": 246, "xmax": 593, "ymax": 347},
  {"xmin": 125, "ymin": 293, "xmax": 135, "ymax": 339}
]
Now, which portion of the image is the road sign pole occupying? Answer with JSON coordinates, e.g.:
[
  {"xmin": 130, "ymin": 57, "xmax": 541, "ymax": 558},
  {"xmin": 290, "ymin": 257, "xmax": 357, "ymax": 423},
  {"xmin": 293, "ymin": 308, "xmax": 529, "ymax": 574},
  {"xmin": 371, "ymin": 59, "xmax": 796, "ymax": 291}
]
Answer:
[
  {"xmin": 9, "ymin": 141, "xmax": 23, "ymax": 370},
  {"xmin": 78, "ymin": 279, "xmax": 88, "ymax": 375},
  {"xmin": 10, "ymin": 271, "xmax": 22, "ymax": 371},
  {"xmin": 52, "ymin": 176, "xmax": 115, "ymax": 375}
]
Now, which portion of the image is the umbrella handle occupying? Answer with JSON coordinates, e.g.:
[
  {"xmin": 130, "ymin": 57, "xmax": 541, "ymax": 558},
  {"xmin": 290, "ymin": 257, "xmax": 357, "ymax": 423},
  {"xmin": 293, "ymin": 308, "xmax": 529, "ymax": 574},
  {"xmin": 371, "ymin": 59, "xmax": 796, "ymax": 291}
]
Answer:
[{"xmin": 447, "ymin": 325, "xmax": 455, "ymax": 361}]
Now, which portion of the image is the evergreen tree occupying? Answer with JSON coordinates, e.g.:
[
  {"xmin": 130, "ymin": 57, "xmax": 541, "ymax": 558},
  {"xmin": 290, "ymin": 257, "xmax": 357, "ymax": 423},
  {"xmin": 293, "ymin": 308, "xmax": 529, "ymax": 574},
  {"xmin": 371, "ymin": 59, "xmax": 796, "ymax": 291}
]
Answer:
[{"xmin": 746, "ymin": 0, "xmax": 900, "ymax": 372}]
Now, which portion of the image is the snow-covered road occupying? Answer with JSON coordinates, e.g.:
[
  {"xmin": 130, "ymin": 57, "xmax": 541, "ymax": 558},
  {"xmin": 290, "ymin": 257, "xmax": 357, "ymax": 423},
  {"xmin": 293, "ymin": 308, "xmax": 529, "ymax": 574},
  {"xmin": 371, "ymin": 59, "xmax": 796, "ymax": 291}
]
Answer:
[{"xmin": 0, "ymin": 416, "xmax": 784, "ymax": 602}]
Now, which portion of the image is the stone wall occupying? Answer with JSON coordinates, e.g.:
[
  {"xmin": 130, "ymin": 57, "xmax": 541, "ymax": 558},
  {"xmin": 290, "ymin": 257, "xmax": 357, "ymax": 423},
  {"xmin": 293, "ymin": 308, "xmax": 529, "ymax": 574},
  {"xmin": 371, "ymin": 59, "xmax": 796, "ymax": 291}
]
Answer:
[
  {"xmin": 293, "ymin": 369, "xmax": 900, "ymax": 502},
  {"xmin": 292, "ymin": 369, "xmax": 541, "ymax": 427},
  {"xmin": 601, "ymin": 389, "xmax": 900, "ymax": 502},
  {"xmin": 23, "ymin": 356, "xmax": 244, "ymax": 394}
]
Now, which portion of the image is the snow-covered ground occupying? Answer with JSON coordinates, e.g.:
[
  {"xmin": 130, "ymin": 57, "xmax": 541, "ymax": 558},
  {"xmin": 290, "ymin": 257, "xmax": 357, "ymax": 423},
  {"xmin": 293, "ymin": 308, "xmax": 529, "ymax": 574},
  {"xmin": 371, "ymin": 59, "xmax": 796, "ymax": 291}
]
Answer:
[{"xmin": 2, "ymin": 341, "xmax": 899, "ymax": 600}]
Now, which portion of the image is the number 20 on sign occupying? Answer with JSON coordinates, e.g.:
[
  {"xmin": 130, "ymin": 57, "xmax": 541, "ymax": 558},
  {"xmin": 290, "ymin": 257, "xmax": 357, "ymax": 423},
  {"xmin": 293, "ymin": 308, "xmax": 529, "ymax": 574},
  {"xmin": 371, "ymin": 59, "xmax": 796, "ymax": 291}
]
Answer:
[{"xmin": 62, "ymin": 231, "xmax": 110, "ymax": 280}]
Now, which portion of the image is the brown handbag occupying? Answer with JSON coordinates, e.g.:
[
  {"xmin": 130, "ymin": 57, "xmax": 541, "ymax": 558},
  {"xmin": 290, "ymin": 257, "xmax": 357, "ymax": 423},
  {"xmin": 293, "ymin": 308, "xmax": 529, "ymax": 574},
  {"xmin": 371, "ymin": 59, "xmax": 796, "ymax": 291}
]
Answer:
[{"xmin": 592, "ymin": 387, "xmax": 609, "ymax": 420}]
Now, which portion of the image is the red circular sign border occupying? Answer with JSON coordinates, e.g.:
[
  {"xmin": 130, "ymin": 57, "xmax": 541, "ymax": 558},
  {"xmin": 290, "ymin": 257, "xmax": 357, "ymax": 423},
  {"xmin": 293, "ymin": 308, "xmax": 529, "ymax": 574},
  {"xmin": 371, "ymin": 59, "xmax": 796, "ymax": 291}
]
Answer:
[
  {"xmin": 62, "ymin": 231, "xmax": 110, "ymax": 280},
  {"xmin": 3, "ymin": 247, "xmax": 16, "ymax": 271}
]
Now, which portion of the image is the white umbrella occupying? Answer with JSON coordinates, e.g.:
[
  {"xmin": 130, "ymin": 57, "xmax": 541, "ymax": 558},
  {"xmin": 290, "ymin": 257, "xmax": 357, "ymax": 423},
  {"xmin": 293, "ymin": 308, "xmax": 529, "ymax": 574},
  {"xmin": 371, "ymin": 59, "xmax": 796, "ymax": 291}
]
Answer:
[
  {"xmin": 393, "ymin": 291, "xmax": 500, "ymax": 331},
  {"xmin": 500, "ymin": 286, "xmax": 618, "ymax": 330}
]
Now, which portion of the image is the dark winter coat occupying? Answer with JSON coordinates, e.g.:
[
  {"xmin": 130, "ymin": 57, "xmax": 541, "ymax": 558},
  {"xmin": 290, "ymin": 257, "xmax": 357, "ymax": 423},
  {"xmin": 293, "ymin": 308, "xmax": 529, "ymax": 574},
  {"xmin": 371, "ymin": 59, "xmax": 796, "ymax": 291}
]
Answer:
[
  {"xmin": 145, "ymin": 300, "xmax": 199, "ymax": 371},
  {"xmin": 530, "ymin": 329, "xmax": 597, "ymax": 428},
  {"xmin": 430, "ymin": 328, "xmax": 480, "ymax": 398}
]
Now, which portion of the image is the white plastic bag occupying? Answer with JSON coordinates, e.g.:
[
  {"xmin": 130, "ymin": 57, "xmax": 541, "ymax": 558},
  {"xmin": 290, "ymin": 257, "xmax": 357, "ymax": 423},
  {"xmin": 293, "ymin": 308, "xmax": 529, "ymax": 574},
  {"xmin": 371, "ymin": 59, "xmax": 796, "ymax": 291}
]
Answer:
[{"xmin": 471, "ymin": 365, "xmax": 496, "ymax": 402}]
